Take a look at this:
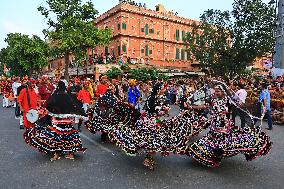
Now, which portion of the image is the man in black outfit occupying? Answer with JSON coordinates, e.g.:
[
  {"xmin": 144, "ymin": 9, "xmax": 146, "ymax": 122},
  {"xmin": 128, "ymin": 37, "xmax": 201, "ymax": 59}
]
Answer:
[
  {"xmin": 111, "ymin": 79, "xmax": 121, "ymax": 99},
  {"xmin": 67, "ymin": 79, "xmax": 83, "ymax": 132}
]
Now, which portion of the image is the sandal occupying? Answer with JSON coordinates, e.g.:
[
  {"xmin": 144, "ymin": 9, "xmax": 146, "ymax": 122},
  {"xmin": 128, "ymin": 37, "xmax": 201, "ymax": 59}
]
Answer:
[
  {"xmin": 50, "ymin": 154, "xmax": 61, "ymax": 162},
  {"xmin": 143, "ymin": 157, "xmax": 155, "ymax": 170},
  {"xmin": 65, "ymin": 154, "xmax": 75, "ymax": 160}
]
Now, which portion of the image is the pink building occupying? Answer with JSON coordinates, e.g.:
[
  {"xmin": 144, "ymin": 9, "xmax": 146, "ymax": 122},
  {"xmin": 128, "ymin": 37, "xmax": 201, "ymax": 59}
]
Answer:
[{"xmin": 94, "ymin": 2, "xmax": 201, "ymax": 71}]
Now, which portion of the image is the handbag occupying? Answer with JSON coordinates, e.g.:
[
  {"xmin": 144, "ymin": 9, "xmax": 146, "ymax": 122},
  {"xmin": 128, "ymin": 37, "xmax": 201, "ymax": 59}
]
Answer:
[{"xmin": 25, "ymin": 88, "xmax": 39, "ymax": 123}]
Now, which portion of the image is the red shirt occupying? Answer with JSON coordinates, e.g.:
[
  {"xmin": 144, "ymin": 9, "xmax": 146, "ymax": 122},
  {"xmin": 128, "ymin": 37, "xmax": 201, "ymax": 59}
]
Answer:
[
  {"xmin": 78, "ymin": 89, "xmax": 91, "ymax": 104},
  {"xmin": 96, "ymin": 84, "xmax": 109, "ymax": 97},
  {"xmin": 38, "ymin": 83, "xmax": 54, "ymax": 101},
  {"xmin": 18, "ymin": 88, "xmax": 38, "ymax": 112}
]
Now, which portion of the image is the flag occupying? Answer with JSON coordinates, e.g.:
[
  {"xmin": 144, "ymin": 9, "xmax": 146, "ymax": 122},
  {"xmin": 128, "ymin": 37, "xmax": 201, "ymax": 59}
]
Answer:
[{"xmin": 3, "ymin": 64, "xmax": 7, "ymax": 73}]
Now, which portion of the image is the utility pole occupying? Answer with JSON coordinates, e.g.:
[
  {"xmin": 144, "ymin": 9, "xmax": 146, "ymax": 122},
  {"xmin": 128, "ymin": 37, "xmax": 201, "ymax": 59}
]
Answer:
[{"xmin": 273, "ymin": 0, "xmax": 284, "ymax": 76}]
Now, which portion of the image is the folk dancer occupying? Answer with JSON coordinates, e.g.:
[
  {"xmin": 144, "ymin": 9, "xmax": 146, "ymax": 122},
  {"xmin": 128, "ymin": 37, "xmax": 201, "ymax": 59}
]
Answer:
[
  {"xmin": 24, "ymin": 81, "xmax": 87, "ymax": 161},
  {"xmin": 96, "ymin": 76, "xmax": 109, "ymax": 142}
]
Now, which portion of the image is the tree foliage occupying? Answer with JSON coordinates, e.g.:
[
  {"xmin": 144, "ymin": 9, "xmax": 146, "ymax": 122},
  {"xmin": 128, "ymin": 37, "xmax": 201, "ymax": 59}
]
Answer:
[
  {"xmin": 38, "ymin": 0, "xmax": 112, "ymax": 79},
  {"xmin": 0, "ymin": 59, "xmax": 4, "ymax": 76},
  {"xmin": 127, "ymin": 68, "xmax": 168, "ymax": 81},
  {"xmin": 0, "ymin": 33, "xmax": 50, "ymax": 76},
  {"xmin": 120, "ymin": 63, "xmax": 130, "ymax": 72},
  {"xmin": 106, "ymin": 67, "xmax": 122, "ymax": 79},
  {"xmin": 185, "ymin": 0, "xmax": 275, "ymax": 79},
  {"xmin": 0, "ymin": 47, "xmax": 25, "ymax": 76}
]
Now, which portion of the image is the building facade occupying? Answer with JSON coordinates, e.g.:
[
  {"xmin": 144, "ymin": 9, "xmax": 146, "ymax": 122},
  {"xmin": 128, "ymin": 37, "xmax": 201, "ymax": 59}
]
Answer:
[
  {"xmin": 94, "ymin": 2, "xmax": 200, "ymax": 71},
  {"xmin": 46, "ymin": 1, "xmax": 269, "ymax": 77}
]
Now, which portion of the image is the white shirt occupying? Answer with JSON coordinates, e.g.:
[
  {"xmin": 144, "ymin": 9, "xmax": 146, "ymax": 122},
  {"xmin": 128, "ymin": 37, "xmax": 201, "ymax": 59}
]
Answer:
[
  {"xmin": 34, "ymin": 86, "xmax": 39, "ymax": 95},
  {"xmin": 12, "ymin": 82, "xmax": 21, "ymax": 96},
  {"xmin": 234, "ymin": 89, "xmax": 247, "ymax": 104}
]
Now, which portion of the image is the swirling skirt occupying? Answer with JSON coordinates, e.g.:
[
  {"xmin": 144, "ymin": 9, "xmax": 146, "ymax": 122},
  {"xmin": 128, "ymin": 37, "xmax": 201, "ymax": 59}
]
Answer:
[
  {"xmin": 109, "ymin": 111, "xmax": 210, "ymax": 156},
  {"xmin": 24, "ymin": 122, "xmax": 87, "ymax": 154},
  {"xmin": 187, "ymin": 126, "xmax": 272, "ymax": 167}
]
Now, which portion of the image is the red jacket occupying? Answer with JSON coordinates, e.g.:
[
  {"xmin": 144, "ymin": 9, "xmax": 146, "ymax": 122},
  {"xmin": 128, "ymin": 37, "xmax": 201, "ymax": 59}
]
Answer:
[
  {"xmin": 18, "ymin": 88, "xmax": 38, "ymax": 113},
  {"xmin": 78, "ymin": 89, "xmax": 92, "ymax": 104},
  {"xmin": 96, "ymin": 84, "xmax": 109, "ymax": 97},
  {"xmin": 38, "ymin": 83, "xmax": 54, "ymax": 101}
]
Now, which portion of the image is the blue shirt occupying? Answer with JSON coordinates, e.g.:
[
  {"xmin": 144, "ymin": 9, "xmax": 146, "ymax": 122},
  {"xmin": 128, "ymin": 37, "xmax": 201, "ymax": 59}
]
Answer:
[
  {"xmin": 127, "ymin": 86, "xmax": 141, "ymax": 106},
  {"xmin": 258, "ymin": 89, "xmax": 271, "ymax": 111}
]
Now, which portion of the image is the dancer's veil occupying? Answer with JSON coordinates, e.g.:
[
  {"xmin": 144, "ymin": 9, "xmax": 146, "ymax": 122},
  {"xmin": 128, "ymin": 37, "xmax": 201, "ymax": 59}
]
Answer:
[{"xmin": 189, "ymin": 80, "xmax": 263, "ymax": 127}]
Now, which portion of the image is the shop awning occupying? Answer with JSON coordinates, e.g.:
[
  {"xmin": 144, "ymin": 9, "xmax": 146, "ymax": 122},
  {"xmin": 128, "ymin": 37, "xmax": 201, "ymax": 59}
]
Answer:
[
  {"xmin": 173, "ymin": 72, "xmax": 187, "ymax": 76},
  {"xmin": 164, "ymin": 73, "xmax": 175, "ymax": 77}
]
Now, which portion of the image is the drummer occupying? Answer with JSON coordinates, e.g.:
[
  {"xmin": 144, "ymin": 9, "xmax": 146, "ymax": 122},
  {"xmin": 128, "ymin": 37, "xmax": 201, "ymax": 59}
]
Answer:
[{"xmin": 18, "ymin": 81, "xmax": 39, "ymax": 129}]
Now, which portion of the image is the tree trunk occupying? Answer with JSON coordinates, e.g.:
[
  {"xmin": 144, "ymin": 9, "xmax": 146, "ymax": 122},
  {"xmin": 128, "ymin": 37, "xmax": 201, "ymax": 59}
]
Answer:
[
  {"xmin": 64, "ymin": 51, "xmax": 70, "ymax": 81},
  {"xmin": 29, "ymin": 63, "xmax": 33, "ymax": 76}
]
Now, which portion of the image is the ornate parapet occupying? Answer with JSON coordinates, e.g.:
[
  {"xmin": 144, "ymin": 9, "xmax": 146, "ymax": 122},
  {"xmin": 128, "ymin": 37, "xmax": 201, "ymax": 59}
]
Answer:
[{"xmin": 95, "ymin": 2, "xmax": 198, "ymax": 26}]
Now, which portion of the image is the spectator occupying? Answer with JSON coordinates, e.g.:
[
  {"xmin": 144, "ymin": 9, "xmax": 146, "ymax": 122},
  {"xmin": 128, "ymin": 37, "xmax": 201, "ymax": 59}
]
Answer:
[{"xmin": 258, "ymin": 82, "xmax": 273, "ymax": 130}]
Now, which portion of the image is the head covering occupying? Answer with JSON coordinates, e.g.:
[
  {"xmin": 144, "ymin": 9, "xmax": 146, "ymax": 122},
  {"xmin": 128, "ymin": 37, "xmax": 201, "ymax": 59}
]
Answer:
[
  {"xmin": 25, "ymin": 80, "xmax": 32, "ymax": 86},
  {"xmin": 128, "ymin": 79, "xmax": 136, "ymax": 87},
  {"xmin": 101, "ymin": 76, "xmax": 107, "ymax": 80},
  {"xmin": 151, "ymin": 83, "xmax": 162, "ymax": 96},
  {"xmin": 75, "ymin": 78, "xmax": 81, "ymax": 83},
  {"xmin": 54, "ymin": 78, "xmax": 60, "ymax": 83},
  {"xmin": 262, "ymin": 82, "xmax": 268, "ymax": 89},
  {"xmin": 42, "ymin": 75, "xmax": 49, "ymax": 79},
  {"xmin": 30, "ymin": 79, "xmax": 36, "ymax": 84},
  {"xmin": 57, "ymin": 81, "xmax": 67, "ymax": 92},
  {"xmin": 83, "ymin": 80, "xmax": 90, "ymax": 86}
]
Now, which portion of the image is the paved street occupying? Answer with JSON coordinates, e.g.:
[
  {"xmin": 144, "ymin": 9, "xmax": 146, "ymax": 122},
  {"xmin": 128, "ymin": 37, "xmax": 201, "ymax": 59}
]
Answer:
[{"xmin": 0, "ymin": 104, "xmax": 283, "ymax": 189}]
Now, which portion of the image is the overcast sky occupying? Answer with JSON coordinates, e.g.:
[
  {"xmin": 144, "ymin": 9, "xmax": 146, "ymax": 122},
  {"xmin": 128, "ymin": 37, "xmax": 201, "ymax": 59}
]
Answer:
[{"xmin": 0, "ymin": 0, "xmax": 272, "ymax": 48}]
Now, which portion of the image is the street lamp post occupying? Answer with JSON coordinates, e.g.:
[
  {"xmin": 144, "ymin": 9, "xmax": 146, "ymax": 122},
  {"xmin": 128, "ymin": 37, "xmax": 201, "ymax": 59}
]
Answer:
[
  {"xmin": 269, "ymin": 0, "xmax": 284, "ymax": 76},
  {"xmin": 269, "ymin": 0, "xmax": 278, "ymax": 67},
  {"xmin": 85, "ymin": 53, "xmax": 88, "ymax": 76},
  {"xmin": 92, "ymin": 48, "xmax": 96, "ymax": 81},
  {"xmin": 75, "ymin": 61, "xmax": 79, "ymax": 77}
]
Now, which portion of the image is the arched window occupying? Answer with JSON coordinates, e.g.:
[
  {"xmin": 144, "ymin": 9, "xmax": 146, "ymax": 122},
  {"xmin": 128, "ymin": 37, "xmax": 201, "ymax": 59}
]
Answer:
[
  {"xmin": 176, "ymin": 48, "xmax": 180, "ymax": 59},
  {"xmin": 145, "ymin": 45, "xmax": 149, "ymax": 56},
  {"xmin": 145, "ymin": 24, "xmax": 149, "ymax": 35}
]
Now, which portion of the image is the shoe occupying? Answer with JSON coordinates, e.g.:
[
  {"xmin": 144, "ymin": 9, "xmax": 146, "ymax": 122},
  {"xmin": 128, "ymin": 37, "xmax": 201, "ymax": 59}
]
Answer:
[
  {"xmin": 20, "ymin": 125, "xmax": 24, "ymax": 130},
  {"xmin": 101, "ymin": 133, "xmax": 108, "ymax": 143},
  {"xmin": 266, "ymin": 127, "xmax": 272, "ymax": 130}
]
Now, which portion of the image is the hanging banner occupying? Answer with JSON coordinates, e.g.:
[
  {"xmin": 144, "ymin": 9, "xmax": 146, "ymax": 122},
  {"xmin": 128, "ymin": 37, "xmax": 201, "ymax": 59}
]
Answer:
[{"xmin": 3, "ymin": 64, "xmax": 7, "ymax": 74}]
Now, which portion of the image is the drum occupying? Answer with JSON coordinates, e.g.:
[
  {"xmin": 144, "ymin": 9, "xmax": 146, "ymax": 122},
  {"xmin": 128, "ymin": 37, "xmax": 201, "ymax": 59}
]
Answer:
[{"xmin": 26, "ymin": 109, "xmax": 39, "ymax": 123}]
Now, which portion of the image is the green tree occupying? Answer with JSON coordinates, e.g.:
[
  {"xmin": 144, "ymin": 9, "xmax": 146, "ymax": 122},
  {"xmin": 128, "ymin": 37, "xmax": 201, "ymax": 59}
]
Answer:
[
  {"xmin": 0, "ymin": 48, "xmax": 27, "ymax": 76},
  {"xmin": 185, "ymin": 0, "xmax": 275, "ymax": 79},
  {"xmin": 1, "ymin": 33, "xmax": 49, "ymax": 76},
  {"xmin": 106, "ymin": 67, "xmax": 122, "ymax": 79},
  {"xmin": 128, "ymin": 68, "xmax": 168, "ymax": 81},
  {"xmin": 0, "ymin": 61, "xmax": 4, "ymax": 76},
  {"xmin": 0, "ymin": 48, "xmax": 10, "ymax": 76},
  {"xmin": 38, "ymin": 0, "xmax": 112, "ymax": 80},
  {"xmin": 120, "ymin": 63, "xmax": 130, "ymax": 72}
]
